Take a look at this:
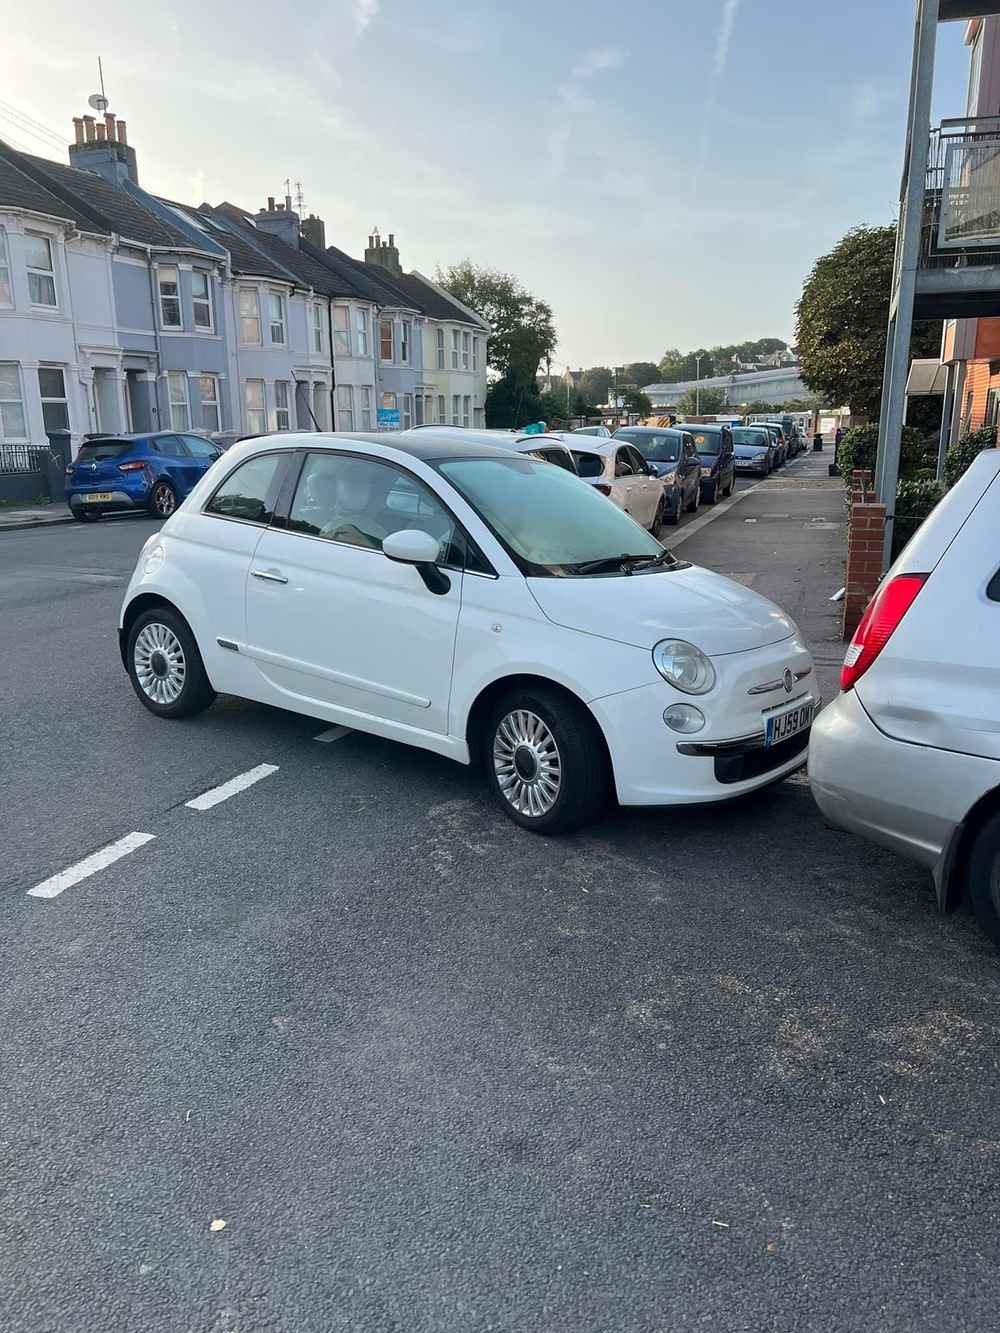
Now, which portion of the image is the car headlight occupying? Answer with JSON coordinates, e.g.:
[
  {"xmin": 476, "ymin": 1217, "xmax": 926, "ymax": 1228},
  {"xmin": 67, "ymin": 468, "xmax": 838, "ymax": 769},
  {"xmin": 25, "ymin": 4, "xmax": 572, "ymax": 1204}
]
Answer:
[
  {"xmin": 754, "ymin": 451, "xmax": 768, "ymax": 461},
  {"xmin": 661, "ymin": 471, "xmax": 677, "ymax": 486},
  {"xmin": 652, "ymin": 639, "xmax": 716, "ymax": 695}
]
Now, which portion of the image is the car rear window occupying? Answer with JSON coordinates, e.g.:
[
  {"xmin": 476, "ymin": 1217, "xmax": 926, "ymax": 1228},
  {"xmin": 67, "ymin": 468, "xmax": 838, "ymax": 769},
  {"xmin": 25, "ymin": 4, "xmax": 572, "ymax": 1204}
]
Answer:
[
  {"xmin": 689, "ymin": 431, "xmax": 721, "ymax": 456},
  {"xmin": 76, "ymin": 440, "xmax": 132, "ymax": 461},
  {"xmin": 571, "ymin": 451, "xmax": 604, "ymax": 478}
]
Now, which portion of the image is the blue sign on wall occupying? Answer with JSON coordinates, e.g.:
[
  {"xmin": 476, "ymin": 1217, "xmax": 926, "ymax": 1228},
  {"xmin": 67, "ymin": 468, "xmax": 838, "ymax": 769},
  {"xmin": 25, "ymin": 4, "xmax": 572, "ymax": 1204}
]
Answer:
[{"xmin": 377, "ymin": 408, "xmax": 401, "ymax": 428}]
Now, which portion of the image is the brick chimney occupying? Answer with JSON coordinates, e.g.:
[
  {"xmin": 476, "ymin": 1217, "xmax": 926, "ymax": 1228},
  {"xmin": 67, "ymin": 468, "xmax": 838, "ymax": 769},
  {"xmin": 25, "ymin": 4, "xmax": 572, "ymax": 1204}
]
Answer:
[
  {"xmin": 301, "ymin": 213, "xmax": 326, "ymax": 250},
  {"xmin": 364, "ymin": 226, "xmax": 402, "ymax": 278},
  {"xmin": 69, "ymin": 109, "xmax": 139, "ymax": 186},
  {"xmin": 254, "ymin": 193, "xmax": 300, "ymax": 248}
]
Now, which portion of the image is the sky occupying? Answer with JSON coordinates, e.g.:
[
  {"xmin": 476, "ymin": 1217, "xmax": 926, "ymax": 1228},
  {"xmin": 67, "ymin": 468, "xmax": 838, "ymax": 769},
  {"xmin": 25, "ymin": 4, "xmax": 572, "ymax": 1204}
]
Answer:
[{"xmin": 1, "ymin": 0, "xmax": 973, "ymax": 373}]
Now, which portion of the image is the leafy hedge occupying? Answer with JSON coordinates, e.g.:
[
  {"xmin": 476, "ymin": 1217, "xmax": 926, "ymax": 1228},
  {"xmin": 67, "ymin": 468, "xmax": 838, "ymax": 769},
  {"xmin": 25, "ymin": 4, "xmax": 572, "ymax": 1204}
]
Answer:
[
  {"xmin": 943, "ymin": 424, "xmax": 997, "ymax": 487},
  {"xmin": 891, "ymin": 478, "xmax": 947, "ymax": 559},
  {"xmin": 837, "ymin": 424, "xmax": 926, "ymax": 482}
]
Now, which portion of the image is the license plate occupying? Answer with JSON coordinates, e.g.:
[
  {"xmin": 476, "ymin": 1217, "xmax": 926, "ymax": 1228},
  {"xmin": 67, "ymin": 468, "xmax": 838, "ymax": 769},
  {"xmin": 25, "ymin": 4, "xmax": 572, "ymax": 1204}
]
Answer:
[
  {"xmin": 86, "ymin": 492, "xmax": 113, "ymax": 502},
  {"xmin": 764, "ymin": 698, "xmax": 814, "ymax": 748}
]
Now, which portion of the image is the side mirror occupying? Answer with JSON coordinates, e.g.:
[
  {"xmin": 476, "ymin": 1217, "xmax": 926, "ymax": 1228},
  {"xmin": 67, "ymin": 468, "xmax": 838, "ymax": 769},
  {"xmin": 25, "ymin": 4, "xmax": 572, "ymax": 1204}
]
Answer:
[{"xmin": 382, "ymin": 529, "xmax": 451, "ymax": 595}]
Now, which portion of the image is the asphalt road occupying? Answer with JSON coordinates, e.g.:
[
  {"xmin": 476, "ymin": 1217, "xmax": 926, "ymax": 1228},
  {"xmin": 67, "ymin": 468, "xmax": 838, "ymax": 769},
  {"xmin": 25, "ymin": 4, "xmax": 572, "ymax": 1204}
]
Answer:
[{"xmin": 3, "ymin": 457, "xmax": 1000, "ymax": 1333}]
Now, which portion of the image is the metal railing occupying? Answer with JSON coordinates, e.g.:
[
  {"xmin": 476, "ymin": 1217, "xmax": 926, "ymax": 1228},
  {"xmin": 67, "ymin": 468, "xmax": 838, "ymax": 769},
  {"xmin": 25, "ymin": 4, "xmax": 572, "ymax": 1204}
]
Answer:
[
  {"xmin": 922, "ymin": 117, "xmax": 1000, "ymax": 268},
  {"xmin": 0, "ymin": 444, "xmax": 50, "ymax": 475}
]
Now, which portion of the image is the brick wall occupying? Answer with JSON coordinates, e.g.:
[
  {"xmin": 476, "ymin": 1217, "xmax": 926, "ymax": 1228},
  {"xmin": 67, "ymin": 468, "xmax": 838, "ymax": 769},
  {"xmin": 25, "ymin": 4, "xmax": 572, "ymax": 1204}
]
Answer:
[{"xmin": 843, "ymin": 470, "xmax": 886, "ymax": 639}]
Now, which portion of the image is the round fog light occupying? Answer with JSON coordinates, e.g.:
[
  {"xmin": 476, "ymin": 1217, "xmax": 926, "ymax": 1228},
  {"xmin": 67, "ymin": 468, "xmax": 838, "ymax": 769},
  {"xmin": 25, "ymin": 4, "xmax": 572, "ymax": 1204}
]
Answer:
[{"xmin": 663, "ymin": 704, "xmax": 706, "ymax": 734}]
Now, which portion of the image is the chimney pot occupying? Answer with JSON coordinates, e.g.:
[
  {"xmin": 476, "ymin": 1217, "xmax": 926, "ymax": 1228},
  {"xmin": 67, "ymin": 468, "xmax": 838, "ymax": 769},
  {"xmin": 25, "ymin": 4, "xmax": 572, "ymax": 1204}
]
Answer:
[
  {"xmin": 105, "ymin": 113, "xmax": 116, "ymax": 143},
  {"xmin": 267, "ymin": 195, "xmax": 275, "ymax": 211},
  {"xmin": 285, "ymin": 194, "xmax": 292, "ymax": 212},
  {"xmin": 96, "ymin": 123, "xmax": 107, "ymax": 142},
  {"xmin": 116, "ymin": 119, "xmax": 127, "ymax": 145},
  {"xmin": 388, "ymin": 233, "xmax": 394, "ymax": 247},
  {"xmin": 277, "ymin": 202, "xmax": 284, "ymax": 211},
  {"xmin": 72, "ymin": 117, "xmax": 85, "ymax": 146},
  {"xmin": 83, "ymin": 115, "xmax": 96, "ymax": 143}
]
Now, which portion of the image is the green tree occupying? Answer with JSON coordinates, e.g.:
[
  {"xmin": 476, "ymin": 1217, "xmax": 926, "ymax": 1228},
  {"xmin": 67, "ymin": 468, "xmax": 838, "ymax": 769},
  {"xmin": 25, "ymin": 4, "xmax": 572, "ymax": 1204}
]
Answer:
[
  {"xmin": 579, "ymin": 366, "xmax": 613, "ymax": 405},
  {"xmin": 436, "ymin": 260, "xmax": 556, "ymax": 381},
  {"xmin": 623, "ymin": 388, "xmax": 652, "ymax": 415},
  {"xmin": 675, "ymin": 387, "xmax": 728, "ymax": 415},
  {"xmin": 624, "ymin": 362, "xmax": 660, "ymax": 389},
  {"xmin": 486, "ymin": 375, "xmax": 544, "ymax": 430},
  {"xmin": 796, "ymin": 224, "xmax": 942, "ymax": 417}
]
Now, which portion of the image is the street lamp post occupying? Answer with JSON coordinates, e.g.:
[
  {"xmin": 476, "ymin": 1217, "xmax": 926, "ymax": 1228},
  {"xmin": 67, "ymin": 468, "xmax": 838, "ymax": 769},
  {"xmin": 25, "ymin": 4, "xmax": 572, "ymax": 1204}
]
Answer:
[{"xmin": 695, "ymin": 355, "xmax": 702, "ymax": 415}]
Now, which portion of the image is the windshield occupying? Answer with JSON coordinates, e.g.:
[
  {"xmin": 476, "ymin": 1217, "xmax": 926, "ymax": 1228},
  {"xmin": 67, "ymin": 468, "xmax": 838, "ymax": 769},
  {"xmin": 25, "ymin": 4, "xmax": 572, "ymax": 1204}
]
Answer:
[
  {"xmin": 732, "ymin": 429, "xmax": 769, "ymax": 448},
  {"xmin": 76, "ymin": 440, "xmax": 133, "ymax": 461},
  {"xmin": 571, "ymin": 450, "xmax": 605, "ymax": 478},
  {"xmin": 688, "ymin": 431, "xmax": 722, "ymax": 457},
  {"xmin": 437, "ymin": 455, "xmax": 666, "ymax": 575},
  {"xmin": 615, "ymin": 431, "xmax": 679, "ymax": 462}
]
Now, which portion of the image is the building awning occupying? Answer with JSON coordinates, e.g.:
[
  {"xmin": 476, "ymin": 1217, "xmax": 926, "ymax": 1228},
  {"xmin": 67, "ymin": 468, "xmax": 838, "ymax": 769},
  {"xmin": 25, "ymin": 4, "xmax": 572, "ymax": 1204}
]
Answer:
[{"xmin": 905, "ymin": 359, "xmax": 949, "ymax": 396}]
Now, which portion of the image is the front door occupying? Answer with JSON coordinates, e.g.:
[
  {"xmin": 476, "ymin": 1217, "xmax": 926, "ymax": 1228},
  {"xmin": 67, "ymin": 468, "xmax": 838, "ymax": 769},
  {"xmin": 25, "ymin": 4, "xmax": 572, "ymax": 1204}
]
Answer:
[{"xmin": 245, "ymin": 450, "xmax": 463, "ymax": 733}]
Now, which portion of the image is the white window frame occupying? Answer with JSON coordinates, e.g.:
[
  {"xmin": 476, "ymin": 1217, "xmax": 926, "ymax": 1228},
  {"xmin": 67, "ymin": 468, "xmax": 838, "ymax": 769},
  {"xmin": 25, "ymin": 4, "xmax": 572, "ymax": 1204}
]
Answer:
[
  {"xmin": 359, "ymin": 385, "xmax": 373, "ymax": 430},
  {"xmin": 437, "ymin": 394, "xmax": 446, "ymax": 425},
  {"xmin": 436, "ymin": 328, "xmax": 445, "ymax": 370},
  {"xmin": 333, "ymin": 306, "xmax": 351, "ymax": 357},
  {"xmin": 199, "ymin": 374, "xmax": 221, "ymax": 432},
  {"xmin": 473, "ymin": 338, "xmax": 480, "ymax": 373},
  {"xmin": 167, "ymin": 370, "xmax": 191, "ymax": 430},
  {"xmin": 451, "ymin": 329, "xmax": 460, "ymax": 370},
  {"xmin": 244, "ymin": 378, "xmax": 266, "ymax": 433},
  {"xmin": 313, "ymin": 302, "xmax": 325, "ymax": 354},
  {"xmin": 26, "ymin": 233, "xmax": 57, "ymax": 308},
  {"xmin": 0, "ymin": 363, "xmax": 28, "ymax": 442},
  {"xmin": 268, "ymin": 290, "xmax": 286, "ymax": 345},
  {"xmin": 0, "ymin": 229, "xmax": 12, "ymax": 307},
  {"xmin": 400, "ymin": 320, "xmax": 411, "ymax": 365},
  {"xmin": 356, "ymin": 308, "xmax": 369, "ymax": 357},
  {"xmin": 191, "ymin": 270, "xmax": 213, "ymax": 331},
  {"xmin": 157, "ymin": 264, "xmax": 181, "ymax": 329},
  {"xmin": 402, "ymin": 393, "xmax": 413, "ymax": 429},
  {"xmin": 462, "ymin": 332, "xmax": 471, "ymax": 370},
  {"xmin": 462, "ymin": 395, "xmax": 471, "ymax": 427},
  {"xmin": 452, "ymin": 393, "xmax": 460, "ymax": 425},
  {"xmin": 239, "ymin": 288, "xmax": 261, "ymax": 345},
  {"xmin": 379, "ymin": 318, "xmax": 394, "ymax": 363},
  {"xmin": 337, "ymin": 383, "xmax": 355, "ymax": 431},
  {"xmin": 38, "ymin": 365, "xmax": 69, "ymax": 433},
  {"xmin": 274, "ymin": 380, "xmax": 292, "ymax": 431}
]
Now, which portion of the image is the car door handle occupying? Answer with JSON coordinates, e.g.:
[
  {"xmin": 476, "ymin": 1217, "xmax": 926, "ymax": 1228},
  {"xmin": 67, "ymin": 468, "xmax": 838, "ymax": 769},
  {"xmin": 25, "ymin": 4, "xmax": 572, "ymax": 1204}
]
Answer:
[{"xmin": 251, "ymin": 568, "xmax": 288, "ymax": 584}]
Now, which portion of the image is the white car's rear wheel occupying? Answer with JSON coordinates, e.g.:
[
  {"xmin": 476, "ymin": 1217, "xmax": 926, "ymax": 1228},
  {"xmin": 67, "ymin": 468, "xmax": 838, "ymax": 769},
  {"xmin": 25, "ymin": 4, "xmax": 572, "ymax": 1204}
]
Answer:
[{"xmin": 969, "ymin": 812, "xmax": 1000, "ymax": 948}]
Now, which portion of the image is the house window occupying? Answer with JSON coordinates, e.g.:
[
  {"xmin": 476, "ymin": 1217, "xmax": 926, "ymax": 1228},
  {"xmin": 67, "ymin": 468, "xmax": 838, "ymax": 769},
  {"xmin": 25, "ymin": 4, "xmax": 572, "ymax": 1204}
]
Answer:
[
  {"xmin": 359, "ymin": 385, "xmax": 373, "ymax": 430},
  {"xmin": 415, "ymin": 394, "xmax": 424, "ymax": 426},
  {"xmin": 452, "ymin": 394, "xmax": 460, "ymax": 425},
  {"xmin": 402, "ymin": 393, "xmax": 413, "ymax": 429},
  {"xmin": 437, "ymin": 394, "xmax": 446, "ymax": 424},
  {"xmin": 473, "ymin": 338, "xmax": 480, "ymax": 373},
  {"xmin": 379, "ymin": 318, "xmax": 394, "ymax": 362},
  {"xmin": 424, "ymin": 394, "xmax": 433, "ymax": 425},
  {"xmin": 333, "ymin": 306, "xmax": 351, "ymax": 356},
  {"xmin": 268, "ymin": 291, "xmax": 286, "ymax": 344},
  {"xmin": 312, "ymin": 381, "xmax": 329, "ymax": 430},
  {"xmin": 474, "ymin": 406, "xmax": 484, "ymax": 427},
  {"xmin": 167, "ymin": 371, "xmax": 191, "ymax": 430},
  {"xmin": 436, "ymin": 328, "xmax": 445, "ymax": 370},
  {"xmin": 337, "ymin": 383, "xmax": 354, "ymax": 431},
  {"xmin": 274, "ymin": 380, "xmax": 292, "ymax": 431},
  {"xmin": 988, "ymin": 388, "xmax": 1000, "ymax": 427},
  {"xmin": 462, "ymin": 332, "xmax": 471, "ymax": 370},
  {"xmin": 356, "ymin": 308, "xmax": 369, "ymax": 357},
  {"xmin": 381, "ymin": 390, "xmax": 398, "ymax": 428},
  {"xmin": 400, "ymin": 321, "xmax": 411, "ymax": 364},
  {"xmin": 26, "ymin": 233, "xmax": 57, "ymax": 307},
  {"xmin": 239, "ymin": 288, "xmax": 261, "ymax": 344},
  {"xmin": 0, "ymin": 230, "xmax": 11, "ymax": 306},
  {"xmin": 38, "ymin": 367, "xmax": 69, "ymax": 432},
  {"xmin": 313, "ymin": 303, "xmax": 325, "ymax": 353},
  {"xmin": 451, "ymin": 330, "xmax": 460, "ymax": 369},
  {"xmin": 244, "ymin": 379, "xmax": 266, "ymax": 433},
  {"xmin": 157, "ymin": 264, "xmax": 181, "ymax": 328},
  {"xmin": 463, "ymin": 395, "xmax": 471, "ymax": 427},
  {"xmin": 0, "ymin": 363, "xmax": 27, "ymax": 441},
  {"xmin": 192, "ymin": 271, "xmax": 213, "ymax": 330},
  {"xmin": 199, "ymin": 375, "xmax": 221, "ymax": 432}
]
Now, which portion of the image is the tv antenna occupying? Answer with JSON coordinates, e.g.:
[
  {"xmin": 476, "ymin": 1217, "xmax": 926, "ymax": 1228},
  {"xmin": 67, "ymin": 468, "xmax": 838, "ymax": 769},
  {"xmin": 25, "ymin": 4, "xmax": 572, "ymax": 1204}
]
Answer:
[
  {"xmin": 295, "ymin": 180, "xmax": 305, "ymax": 213},
  {"xmin": 88, "ymin": 57, "xmax": 109, "ymax": 115}
]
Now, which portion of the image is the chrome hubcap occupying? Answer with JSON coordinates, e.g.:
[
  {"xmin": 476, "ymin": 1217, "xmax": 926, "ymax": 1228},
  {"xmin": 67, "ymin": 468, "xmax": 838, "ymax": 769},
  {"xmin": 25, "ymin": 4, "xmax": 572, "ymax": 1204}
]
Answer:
[
  {"xmin": 493, "ymin": 709, "xmax": 561, "ymax": 818},
  {"xmin": 153, "ymin": 485, "xmax": 175, "ymax": 516},
  {"xmin": 134, "ymin": 623, "xmax": 186, "ymax": 704}
]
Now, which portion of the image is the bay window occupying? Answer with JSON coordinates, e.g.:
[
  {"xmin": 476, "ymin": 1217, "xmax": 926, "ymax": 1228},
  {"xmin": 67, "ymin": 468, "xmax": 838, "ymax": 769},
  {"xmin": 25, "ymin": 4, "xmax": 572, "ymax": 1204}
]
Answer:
[
  {"xmin": 333, "ymin": 307, "xmax": 351, "ymax": 356},
  {"xmin": 0, "ymin": 363, "xmax": 27, "ymax": 441},
  {"xmin": 437, "ymin": 328, "xmax": 445, "ymax": 370},
  {"xmin": 274, "ymin": 380, "xmax": 291, "ymax": 430},
  {"xmin": 199, "ymin": 375, "xmax": 221, "ymax": 432},
  {"xmin": 451, "ymin": 330, "xmax": 460, "ymax": 370},
  {"xmin": 0, "ymin": 229, "xmax": 11, "ymax": 306},
  {"xmin": 167, "ymin": 371, "xmax": 190, "ymax": 430},
  {"xmin": 192, "ymin": 271, "xmax": 213, "ymax": 330},
  {"xmin": 239, "ymin": 289, "xmax": 261, "ymax": 344},
  {"xmin": 379, "ymin": 318, "xmax": 394, "ymax": 362},
  {"xmin": 157, "ymin": 265, "xmax": 181, "ymax": 328},
  {"xmin": 356, "ymin": 308, "xmax": 369, "ymax": 357},
  {"xmin": 268, "ymin": 291, "xmax": 286, "ymax": 344},
  {"xmin": 337, "ymin": 384, "xmax": 354, "ymax": 430},
  {"xmin": 244, "ymin": 379, "xmax": 266, "ymax": 433},
  {"xmin": 26, "ymin": 234, "xmax": 57, "ymax": 307},
  {"xmin": 359, "ymin": 385, "xmax": 373, "ymax": 430},
  {"xmin": 462, "ymin": 332, "xmax": 471, "ymax": 370}
]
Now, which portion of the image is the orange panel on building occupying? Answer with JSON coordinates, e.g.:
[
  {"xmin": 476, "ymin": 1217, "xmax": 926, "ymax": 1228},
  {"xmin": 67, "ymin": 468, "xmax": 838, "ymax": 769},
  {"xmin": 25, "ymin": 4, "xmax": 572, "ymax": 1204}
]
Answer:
[{"xmin": 973, "ymin": 318, "xmax": 1000, "ymax": 360}]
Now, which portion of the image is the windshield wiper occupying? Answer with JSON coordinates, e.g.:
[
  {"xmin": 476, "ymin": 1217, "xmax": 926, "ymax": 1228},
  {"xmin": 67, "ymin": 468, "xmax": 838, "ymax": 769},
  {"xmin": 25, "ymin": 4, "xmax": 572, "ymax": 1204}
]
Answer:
[
  {"xmin": 629, "ymin": 549, "xmax": 680, "ymax": 572},
  {"xmin": 569, "ymin": 552, "xmax": 674, "ymax": 576}
]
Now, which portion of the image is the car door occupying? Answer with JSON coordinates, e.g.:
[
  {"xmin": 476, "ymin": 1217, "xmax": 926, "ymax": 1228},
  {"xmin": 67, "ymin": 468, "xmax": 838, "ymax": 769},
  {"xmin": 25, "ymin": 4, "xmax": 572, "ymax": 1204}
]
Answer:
[
  {"xmin": 244, "ymin": 449, "xmax": 464, "ymax": 734},
  {"xmin": 179, "ymin": 433, "xmax": 222, "ymax": 490},
  {"xmin": 613, "ymin": 446, "xmax": 647, "ymax": 520},
  {"xmin": 156, "ymin": 434, "xmax": 202, "ymax": 497},
  {"xmin": 625, "ymin": 445, "xmax": 661, "ymax": 527}
]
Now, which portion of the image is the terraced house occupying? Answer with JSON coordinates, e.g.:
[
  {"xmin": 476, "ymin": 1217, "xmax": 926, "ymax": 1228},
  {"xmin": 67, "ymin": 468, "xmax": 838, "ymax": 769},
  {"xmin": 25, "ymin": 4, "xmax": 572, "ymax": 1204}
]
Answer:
[{"xmin": 0, "ymin": 104, "xmax": 489, "ymax": 490}]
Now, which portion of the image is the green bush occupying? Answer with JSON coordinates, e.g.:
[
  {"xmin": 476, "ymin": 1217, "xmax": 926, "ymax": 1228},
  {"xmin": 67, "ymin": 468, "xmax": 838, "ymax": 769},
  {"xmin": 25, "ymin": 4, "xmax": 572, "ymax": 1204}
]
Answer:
[
  {"xmin": 892, "ymin": 478, "xmax": 946, "ymax": 559},
  {"xmin": 944, "ymin": 425, "xmax": 997, "ymax": 487},
  {"xmin": 837, "ymin": 424, "xmax": 925, "ymax": 483}
]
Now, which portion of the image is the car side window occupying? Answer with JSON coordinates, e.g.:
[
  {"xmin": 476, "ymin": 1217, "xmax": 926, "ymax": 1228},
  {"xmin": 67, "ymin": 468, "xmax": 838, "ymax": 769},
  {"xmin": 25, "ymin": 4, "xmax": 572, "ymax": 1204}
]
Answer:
[
  {"xmin": 288, "ymin": 453, "xmax": 458, "ymax": 563},
  {"xmin": 204, "ymin": 452, "xmax": 283, "ymax": 524},
  {"xmin": 615, "ymin": 447, "xmax": 635, "ymax": 478},
  {"xmin": 988, "ymin": 568, "xmax": 1000, "ymax": 602},
  {"xmin": 182, "ymin": 434, "xmax": 219, "ymax": 459},
  {"xmin": 538, "ymin": 447, "xmax": 575, "ymax": 472},
  {"xmin": 624, "ymin": 447, "xmax": 647, "ymax": 474},
  {"xmin": 160, "ymin": 435, "xmax": 191, "ymax": 458}
]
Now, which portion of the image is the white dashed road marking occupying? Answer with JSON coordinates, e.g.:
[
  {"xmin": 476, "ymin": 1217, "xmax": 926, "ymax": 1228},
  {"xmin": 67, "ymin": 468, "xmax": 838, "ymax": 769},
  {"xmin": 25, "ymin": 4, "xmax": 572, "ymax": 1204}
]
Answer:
[
  {"xmin": 185, "ymin": 763, "xmax": 279, "ymax": 812},
  {"xmin": 27, "ymin": 832, "xmax": 157, "ymax": 900},
  {"xmin": 314, "ymin": 726, "xmax": 352, "ymax": 743}
]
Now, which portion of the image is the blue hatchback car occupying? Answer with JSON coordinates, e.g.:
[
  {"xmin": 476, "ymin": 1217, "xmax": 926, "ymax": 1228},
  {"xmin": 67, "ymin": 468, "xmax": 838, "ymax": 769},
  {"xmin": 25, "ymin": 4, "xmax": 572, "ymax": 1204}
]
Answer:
[{"xmin": 65, "ymin": 431, "xmax": 222, "ymax": 522}]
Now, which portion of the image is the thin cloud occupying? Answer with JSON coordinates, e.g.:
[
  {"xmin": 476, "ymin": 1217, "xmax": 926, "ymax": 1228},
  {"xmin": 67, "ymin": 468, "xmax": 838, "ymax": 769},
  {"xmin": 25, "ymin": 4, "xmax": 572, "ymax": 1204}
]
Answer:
[
  {"xmin": 694, "ymin": 0, "xmax": 742, "ymax": 197},
  {"xmin": 712, "ymin": 0, "xmax": 741, "ymax": 79},
  {"xmin": 547, "ymin": 49, "xmax": 625, "ymax": 178},
  {"xmin": 353, "ymin": 0, "xmax": 379, "ymax": 34}
]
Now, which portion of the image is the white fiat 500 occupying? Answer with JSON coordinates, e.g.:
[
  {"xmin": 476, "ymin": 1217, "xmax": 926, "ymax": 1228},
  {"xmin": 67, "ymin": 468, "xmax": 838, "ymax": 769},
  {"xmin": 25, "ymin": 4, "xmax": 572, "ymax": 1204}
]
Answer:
[{"xmin": 119, "ymin": 430, "xmax": 818, "ymax": 832}]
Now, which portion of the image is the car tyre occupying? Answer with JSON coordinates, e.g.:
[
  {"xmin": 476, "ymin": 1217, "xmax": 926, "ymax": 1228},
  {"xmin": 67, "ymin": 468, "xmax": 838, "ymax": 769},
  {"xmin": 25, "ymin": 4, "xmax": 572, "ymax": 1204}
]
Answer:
[
  {"xmin": 484, "ymin": 686, "xmax": 609, "ymax": 834},
  {"xmin": 705, "ymin": 480, "xmax": 718, "ymax": 505},
  {"xmin": 650, "ymin": 495, "xmax": 666, "ymax": 532},
  {"xmin": 968, "ymin": 812, "xmax": 1000, "ymax": 947},
  {"xmin": 73, "ymin": 508, "xmax": 102, "ymax": 523},
  {"xmin": 666, "ymin": 498, "xmax": 680, "ymax": 526},
  {"xmin": 126, "ymin": 607, "xmax": 216, "ymax": 719},
  {"xmin": 150, "ymin": 480, "xmax": 177, "ymax": 518}
]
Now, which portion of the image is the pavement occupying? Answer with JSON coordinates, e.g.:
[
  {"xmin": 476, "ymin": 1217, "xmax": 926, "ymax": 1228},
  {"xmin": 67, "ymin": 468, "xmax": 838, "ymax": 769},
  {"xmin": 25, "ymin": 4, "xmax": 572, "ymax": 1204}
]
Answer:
[
  {"xmin": 0, "ymin": 501, "xmax": 74, "ymax": 532},
  {"xmin": 5, "ymin": 450, "xmax": 1000, "ymax": 1333}
]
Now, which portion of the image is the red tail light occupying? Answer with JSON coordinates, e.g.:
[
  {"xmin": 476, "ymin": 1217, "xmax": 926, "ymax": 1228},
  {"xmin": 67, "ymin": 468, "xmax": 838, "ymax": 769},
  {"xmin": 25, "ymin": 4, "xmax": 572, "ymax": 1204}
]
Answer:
[
  {"xmin": 595, "ymin": 483, "xmax": 612, "ymax": 496},
  {"xmin": 118, "ymin": 460, "xmax": 146, "ymax": 472},
  {"xmin": 841, "ymin": 573, "xmax": 927, "ymax": 692}
]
